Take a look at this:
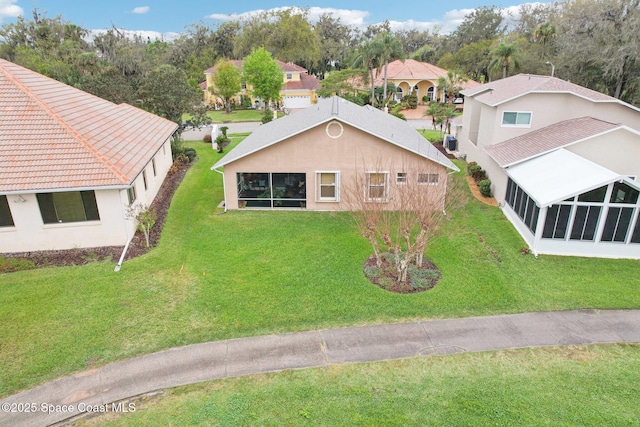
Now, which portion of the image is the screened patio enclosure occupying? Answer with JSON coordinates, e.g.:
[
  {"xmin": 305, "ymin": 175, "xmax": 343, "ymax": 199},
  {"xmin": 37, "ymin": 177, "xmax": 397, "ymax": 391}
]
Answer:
[
  {"xmin": 502, "ymin": 149, "xmax": 640, "ymax": 258},
  {"xmin": 237, "ymin": 172, "xmax": 306, "ymax": 208}
]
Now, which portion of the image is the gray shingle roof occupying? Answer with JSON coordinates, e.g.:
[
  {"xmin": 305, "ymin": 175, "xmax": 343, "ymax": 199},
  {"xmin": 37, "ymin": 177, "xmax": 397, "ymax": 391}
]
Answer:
[
  {"xmin": 485, "ymin": 117, "xmax": 621, "ymax": 167},
  {"xmin": 213, "ymin": 96, "xmax": 459, "ymax": 172}
]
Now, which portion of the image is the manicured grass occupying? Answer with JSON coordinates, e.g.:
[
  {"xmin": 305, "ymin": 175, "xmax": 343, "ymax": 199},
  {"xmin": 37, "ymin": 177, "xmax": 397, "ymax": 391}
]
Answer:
[
  {"xmin": 417, "ymin": 128, "xmax": 444, "ymax": 142},
  {"xmin": 73, "ymin": 344, "xmax": 640, "ymax": 426},
  {"xmin": 1, "ymin": 140, "xmax": 639, "ymax": 397},
  {"xmin": 183, "ymin": 109, "xmax": 283, "ymax": 123}
]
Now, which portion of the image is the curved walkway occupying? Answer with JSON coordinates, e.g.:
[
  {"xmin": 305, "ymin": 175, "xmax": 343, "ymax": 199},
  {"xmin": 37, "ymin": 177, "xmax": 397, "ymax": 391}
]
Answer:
[{"xmin": 3, "ymin": 309, "xmax": 640, "ymax": 426}]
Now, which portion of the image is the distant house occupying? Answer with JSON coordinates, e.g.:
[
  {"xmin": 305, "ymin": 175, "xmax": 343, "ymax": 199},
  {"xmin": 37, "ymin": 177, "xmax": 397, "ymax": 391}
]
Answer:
[
  {"xmin": 356, "ymin": 59, "xmax": 480, "ymax": 105},
  {"xmin": 0, "ymin": 59, "xmax": 178, "ymax": 253},
  {"xmin": 212, "ymin": 96, "xmax": 459, "ymax": 211},
  {"xmin": 203, "ymin": 60, "xmax": 321, "ymax": 110},
  {"xmin": 456, "ymin": 74, "xmax": 640, "ymax": 259}
]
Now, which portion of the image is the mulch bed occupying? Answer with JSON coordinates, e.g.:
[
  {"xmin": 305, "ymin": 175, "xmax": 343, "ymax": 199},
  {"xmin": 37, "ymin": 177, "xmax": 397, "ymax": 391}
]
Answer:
[
  {"xmin": 363, "ymin": 255, "xmax": 441, "ymax": 294},
  {"xmin": 3, "ymin": 162, "xmax": 191, "ymax": 269}
]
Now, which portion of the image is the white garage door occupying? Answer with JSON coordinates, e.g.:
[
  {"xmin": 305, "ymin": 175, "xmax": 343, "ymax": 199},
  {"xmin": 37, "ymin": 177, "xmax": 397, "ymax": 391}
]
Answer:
[{"xmin": 284, "ymin": 95, "xmax": 311, "ymax": 109}]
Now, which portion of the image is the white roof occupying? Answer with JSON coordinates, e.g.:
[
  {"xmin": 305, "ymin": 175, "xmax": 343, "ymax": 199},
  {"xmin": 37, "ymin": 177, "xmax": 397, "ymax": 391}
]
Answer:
[{"xmin": 506, "ymin": 149, "xmax": 624, "ymax": 207}]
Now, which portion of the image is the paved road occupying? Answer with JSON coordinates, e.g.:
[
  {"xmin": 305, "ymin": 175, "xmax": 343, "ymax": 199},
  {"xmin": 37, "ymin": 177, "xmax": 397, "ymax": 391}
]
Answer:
[{"xmin": 2, "ymin": 309, "xmax": 639, "ymax": 426}]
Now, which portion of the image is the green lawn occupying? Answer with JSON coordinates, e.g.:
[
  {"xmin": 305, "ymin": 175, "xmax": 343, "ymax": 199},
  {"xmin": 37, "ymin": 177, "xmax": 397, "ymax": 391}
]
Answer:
[
  {"xmin": 1, "ymin": 139, "xmax": 639, "ymax": 397},
  {"xmin": 73, "ymin": 344, "xmax": 640, "ymax": 426},
  {"xmin": 183, "ymin": 109, "xmax": 282, "ymax": 123}
]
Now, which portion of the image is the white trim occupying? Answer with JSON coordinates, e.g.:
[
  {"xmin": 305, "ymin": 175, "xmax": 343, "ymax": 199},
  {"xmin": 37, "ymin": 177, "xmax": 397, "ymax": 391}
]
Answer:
[
  {"xmin": 501, "ymin": 111, "xmax": 532, "ymax": 127},
  {"xmin": 365, "ymin": 171, "xmax": 390, "ymax": 202},
  {"xmin": 315, "ymin": 171, "xmax": 340, "ymax": 202}
]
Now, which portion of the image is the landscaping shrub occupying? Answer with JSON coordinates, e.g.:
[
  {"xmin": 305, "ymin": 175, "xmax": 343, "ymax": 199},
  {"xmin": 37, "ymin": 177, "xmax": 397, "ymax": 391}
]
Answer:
[
  {"xmin": 467, "ymin": 163, "xmax": 480, "ymax": 176},
  {"xmin": 363, "ymin": 265, "xmax": 383, "ymax": 279},
  {"xmin": 202, "ymin": 134, "xmax": 212, "ymax": 143},
  {"xmin": 261, "ymin": 108, "xmax": 273, "ymax": 124},
  {"xmin": 407, "ymin": 94, "xmax": 418, "ymax": 109},
  {"xmin": 479, "ymin": 179, "xmax": 492, "ymax": 197},
  {"xmin": 183, "ymin": 147, "xmax": 197, "ymax": 162},
  {"xmin": 472, "ymin": 169, "xmax": 488, "ymax": 182},
  {"xmin": 408, "ymin": 265, "xmax": 441, "ymax": 289},
  {"xmin": 392, "ymin": 112, "xmax": 407, "ymax": 121}
]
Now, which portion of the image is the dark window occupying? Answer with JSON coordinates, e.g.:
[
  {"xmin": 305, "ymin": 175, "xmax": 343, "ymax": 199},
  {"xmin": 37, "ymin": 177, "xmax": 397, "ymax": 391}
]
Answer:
[
  {"xmin": 601, "ymin": 207, "xmax": 634, "ymax": 242},
  {"xmin": 570, "ymin": 206, "xmax": 602, "ymax": 241},
  {"xmin": 152, "ymin": 158, "xmax": 157, "ymax": 176},
  {"xmin": 631, "ymin": 215, "xmax": 640, "ymax": 244},
  {"xmin": 37, "ymin": 191, "xmax": 100, "ymax": 224},
  {"xmin": 506, "ymin": 178, "xmax": 515, "ymax": 206},
  {"xmin": 127, "ymin": 186, "xmax": 137, "ymax": 204},
  {"xmin": 578, "ymin": 186, "xmax": 607, "ymax": 203},
  {"xmin": 610, "ymin": 182, "xmax": 639, "ymax": 204},
  {"xmin": 0, "ymin": 195, "xmax": 14, "ymax": 227},
  {"xmin": 542, "ymin": 204, "xmax": 572, "ymax": 239}
]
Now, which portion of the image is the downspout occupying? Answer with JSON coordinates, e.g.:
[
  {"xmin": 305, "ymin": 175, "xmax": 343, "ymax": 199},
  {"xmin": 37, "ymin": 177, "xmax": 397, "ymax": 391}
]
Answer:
[
  {"xmin": 213, "ymin": 166, "xmax": 227, "ymax": 213},
  {"xmin": 114, "ymin": 188, "xmax": 134, "ymax": 272}
]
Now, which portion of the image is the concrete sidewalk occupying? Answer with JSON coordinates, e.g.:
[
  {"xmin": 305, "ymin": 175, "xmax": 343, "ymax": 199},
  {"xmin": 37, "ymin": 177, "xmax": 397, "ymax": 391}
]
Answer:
[{"xmin": 2, "ymin": 309, "xmax": 639, "ymax": 426}]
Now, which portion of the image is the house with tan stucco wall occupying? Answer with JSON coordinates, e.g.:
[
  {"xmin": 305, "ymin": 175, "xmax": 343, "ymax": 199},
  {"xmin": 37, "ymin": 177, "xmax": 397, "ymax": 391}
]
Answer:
[
  {"xmin": 203, "ymin": 60, "xmax": 320, "ymax": 110},
  {"xmin": 0, "ymin": 59, "xmax": 177, "ymax": 253},
  {"xmin": 212, "ymin": 96, "xmax": 459, "ymax": 211},
  {"xmin": 456, "ymin": 74, "xmax": 640, "ymax": 259}
]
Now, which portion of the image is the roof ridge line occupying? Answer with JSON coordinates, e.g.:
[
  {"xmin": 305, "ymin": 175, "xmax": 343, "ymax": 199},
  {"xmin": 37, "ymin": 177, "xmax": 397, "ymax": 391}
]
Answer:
[{"xmin": 1, "ymin": 63, "xmax": 130, "ymax": 185}]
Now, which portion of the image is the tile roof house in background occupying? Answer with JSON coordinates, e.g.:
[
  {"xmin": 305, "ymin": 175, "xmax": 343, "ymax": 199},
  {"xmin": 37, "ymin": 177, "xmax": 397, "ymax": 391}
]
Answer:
[
  {"xmin": 0, "ymin": 59, "xmax": 178, "ymax": 253},
  {"xmin": 212, "ymin": 96, "xmax": 459, "ymax": 211},
  {"xmin": 355, "ymin": 59, "xmax": 481, "ymax": 105},
  {"xmin": 456, "ymin": 73, "xmax": 640, "ymax": 259},
  {"xmin": 203, "ymin": 60, "xmax": 321, "ymax": 110}
]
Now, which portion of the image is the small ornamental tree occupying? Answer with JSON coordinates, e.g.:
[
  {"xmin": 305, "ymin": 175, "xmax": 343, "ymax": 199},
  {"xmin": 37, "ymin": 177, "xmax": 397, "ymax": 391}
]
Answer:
[
  {"xmin": 211, "ymin": 59, "xmax": 242, "ymax": 113},
  {"xmin": 126, "ymin": 203, "xmax": 157, "ymax": 248}
]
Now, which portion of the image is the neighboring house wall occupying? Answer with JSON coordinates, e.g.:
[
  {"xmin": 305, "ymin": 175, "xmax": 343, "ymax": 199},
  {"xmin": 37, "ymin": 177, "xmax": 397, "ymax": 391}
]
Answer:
[
  {"xmin": 566, "ymin": 129, "xmax": 640, "ymax": 179},
  {"xmin": 221, "ymin": 121, "xmax": 448, "ymax": 211},
  {"xmin": 0, "ymin": 138, "xmax": 174, "ymax": 253},
  {"xmin": 0, "ymin": 190, "xmax": 128, "ymax": 252}
]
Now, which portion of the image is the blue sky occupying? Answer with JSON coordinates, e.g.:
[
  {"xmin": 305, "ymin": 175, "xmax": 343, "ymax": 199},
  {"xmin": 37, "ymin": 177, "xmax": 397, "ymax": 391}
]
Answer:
[{"xmin": 0, "ymin": 0, "xmax": 554, "ymax": 39}]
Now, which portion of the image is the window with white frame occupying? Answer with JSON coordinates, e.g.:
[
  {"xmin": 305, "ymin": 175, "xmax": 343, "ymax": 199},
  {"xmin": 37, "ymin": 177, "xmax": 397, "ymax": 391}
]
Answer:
[
  {"xmin": 366, "ymin": 172, "xmax": 389, "ymax": 202},
  {"xmin": 417, "ymin": 173, "xmax": 439, "ymax": 185},
  {"xmin": 142, "ymin": 170, "xmax": 148, "ymax": 190},
  {"xmin": 316, "ymin": 172, "xmax": 340, "ymax": 202},
  {"xmin": 502, "ymin": 111, "xmax": 532, "ymax": 127},
  {"xmin": 152, "ymin": 158, "xmax": 157, "ymax": 176},
  {"xmin": 396, "ymin": 172, "xmax": 407, "ymax": 184}
]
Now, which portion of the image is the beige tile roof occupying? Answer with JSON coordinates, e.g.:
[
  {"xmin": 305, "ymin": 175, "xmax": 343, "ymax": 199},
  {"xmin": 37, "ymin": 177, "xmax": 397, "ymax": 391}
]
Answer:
[
  {"xmin": 463, "ymin": 74, "xmax": 625, "ymax": 107},
  {"xmin": 0, "ymin": 59, "xmax": 177, "ymax": 193},
  {"xmin": 371, "ymin": 59, "xmax": 481, "ymax": 89},
  {"xmin": 485, "ymin": 117, "xmax": 620, "ymax": 167}
]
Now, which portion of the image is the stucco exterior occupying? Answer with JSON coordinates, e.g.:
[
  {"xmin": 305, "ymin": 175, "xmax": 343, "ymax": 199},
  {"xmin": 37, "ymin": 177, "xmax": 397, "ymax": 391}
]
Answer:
[
  {"xmin": 1, "ymin": 139, "xmax": 173, "ymax": 253},
  {"xmin": 220, "ymin": 121, "xmax": 449, "ymax": 211},
  {"xmin": 456, "ymin": 74, "xmax": 640, "ymax": 258}
]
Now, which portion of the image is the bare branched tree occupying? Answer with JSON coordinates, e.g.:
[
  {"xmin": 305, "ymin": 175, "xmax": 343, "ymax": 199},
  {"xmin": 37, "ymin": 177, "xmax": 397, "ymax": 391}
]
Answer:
[{"xmin": 343, "ymin": 158, "xmax": 460, "ymax": 284}]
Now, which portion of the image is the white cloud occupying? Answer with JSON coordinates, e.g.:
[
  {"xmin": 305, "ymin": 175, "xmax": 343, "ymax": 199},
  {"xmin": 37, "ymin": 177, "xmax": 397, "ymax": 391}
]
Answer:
[
  {"xmin": 0, "ymin": 0, "xmax": 23, "ymax": 22},
  {"xmin": 131, "ymin": 6, "xmax": 150, "ymax": 14},
  {"xmin": 206, "ymin": 6, "xmax": 369, "ymax": 27}
]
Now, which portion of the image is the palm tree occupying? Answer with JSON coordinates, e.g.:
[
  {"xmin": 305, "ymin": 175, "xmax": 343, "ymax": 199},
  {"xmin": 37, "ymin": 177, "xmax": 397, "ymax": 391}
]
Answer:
[
  {"xmin": 352, "ymin": 39, "xmax": 381, "ymax": 105},
  {"xmin": 423, "ymin": 102, "xmax": 441, "ymax": 131},
  {"xmin": 533, "ymin": 22, "xmax": 556, "ymax": 59},
  {"xmin": 375, "ymin": 32, "xmax": 405, "ymax": 107},
  {"xmin": 437, "ymin": 70, "xmax": 468, "ymax": 106},
  {"xmin": 489, "ymin": 42, "xmax": 522, "ymax": 79}
]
